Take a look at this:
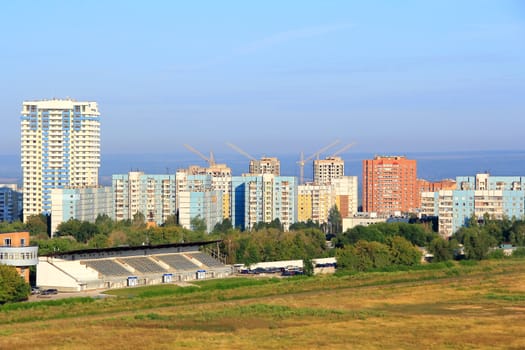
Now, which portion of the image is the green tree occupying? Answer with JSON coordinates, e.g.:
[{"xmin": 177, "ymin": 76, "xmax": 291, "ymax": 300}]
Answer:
[
  {"xmin": 212, "ymin": 218, "xmax": 233, "ymax": 234},
  {"xmin": 328, "ymin": 205, "xmax": 342, "ymax": 235},
  {"xmin": 427, "ymin": 237, "xmax": 457, "ymax": 262},
  {"xmin": 302, "ymin": 257, "xmax": 314, "ymax": 276},
  {"xmin": 190, "ymin": 216, "xmax": 207, "ymax": 233},
  {"xmin": 25, "ymin": 214, "xmax": 48, "ymax": 236},
  {"xmin": 95, "ymin": 214, "xmax": 114, "ymax": 235},
  {"xmin": 0, "ymin": 220, "xmax": 25, "ymax": 233},
  {"xmin": 386, "ymin": 236, "xmax": 421, "ymax": 266},
  {"xmin": 0, "ymin": 265, "xmax": 31, "ymax": 304},
  {"xmin": 56, "ymin": 219, "xmax": 82, "ymax": 237},
  {"xmin": 88, "ymin": 233, "xmax": 109, "ymax": 248},
  {"xmin": 132, "ymin": 212, "xmax": 146, "ymax": 228},
  {"xmin": 163, "ymin": 214, "xmax": 178, "ymax": 226},
  {"xmin": 462, "ymin": 228, "xmax": 496, "ymax": 260}
]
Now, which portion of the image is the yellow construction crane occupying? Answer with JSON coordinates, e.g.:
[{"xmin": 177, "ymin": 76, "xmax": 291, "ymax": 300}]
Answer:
[
  {"xmin": 297, "ymin": 140, "xmax": 341, "ymax": 184},
  {"xmin": 225, "ymin": 142, "xmax": 256, "ymax": 161},
  {"xmin": 183, "ymin": 144, "xmax": 216, "ymax": 167}
]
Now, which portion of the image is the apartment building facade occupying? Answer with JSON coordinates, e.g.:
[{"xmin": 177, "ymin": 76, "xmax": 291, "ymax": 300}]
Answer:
[
  {"xmin": 249, "ymin": 157, "xmax": 281, "ymax": 176},
  {"xmin": 297, "ymin": 176, "xmax": 358, "ymax": 224},
  {"xmin": 0, "ymin": 231, "xmax": 38, "ymax": 282},
  {"xmin": 362, "ymin": 155, "xmax": 418, "ymax": 215},
  {"xmin": 0, "ymin": 184, "xmax": 22, "ymax": 222},
  {"xmin": 50, "ymin": 186, "xmax": 113, "ymax": 236},
  {"xmin": 313, "ymin": 157, "xmax": 345, "ymax": 185},
  {"xmin": 422, "ymin": 174, "xmax": 525, "ymax": 237},
  {"xmin": 175, "ymin": 172, "xmax": 223, "ymax": 232},
  {"xmin": 112, "ymin": 172, "xmax": 176, "ymax": 225},
  {"xmin": 21, "ymin": 99, "xmax": 100, "ymax": 219},
  {"xmin": 231, "ymin": 174, "xmax": 297, "ymax": 231}
]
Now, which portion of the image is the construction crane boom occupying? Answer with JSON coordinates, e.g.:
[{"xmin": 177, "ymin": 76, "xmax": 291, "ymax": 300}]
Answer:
[
  {"xmin": 297, "ymin": 139, "xmax": 340, "ymax": 184},
  {"xmin": 330, "ymin": 142, "xmax": 356, "ymax": 157},
  {"xmin": 183, "ymin": 144, "xmax": 216, "ymax": 167},
  {"xmin": 226, "ymin": 142, "xmax": 256, "ymax": 161}
]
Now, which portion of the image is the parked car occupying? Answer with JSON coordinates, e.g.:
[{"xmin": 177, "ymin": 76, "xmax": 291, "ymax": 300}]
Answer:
[{"xmin": 40, "ymin": 288, "xmax": 58, "ymax": 295}]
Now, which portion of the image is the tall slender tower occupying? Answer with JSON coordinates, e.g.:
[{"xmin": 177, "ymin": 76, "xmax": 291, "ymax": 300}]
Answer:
[{"xmin": 21, "ymin": 98, "xmax": 100, "ymax": 219}]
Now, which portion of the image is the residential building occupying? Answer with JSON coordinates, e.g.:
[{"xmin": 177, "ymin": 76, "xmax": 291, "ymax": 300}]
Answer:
[
  {"xmin": 417, "ymin": 178, "xmax": 456, "ymax": 194},
  {"xmin": 297, "ymin": 183, "xmax": 333, "ymax": 224},
  {"xmin": 313, "ymin": 156, "xmax": 345, "ymax": 184},
  {"xmin": 249, "ymin": 157, "xmax": 281, "ymax": 176},
  {"xmin": 331, "ymin": 176, "xmax": 359, "ymax": 218},
  {"xmin": 50, "ymin": 187, "xmax": 113, "ymax": 235},
  {"xmin": 231, "ymin": 174, "xmax": 297, "ymax": 231},
  {"xmin": 0, "ymin": 184, "xmax": 22, "ymax": 222},
  {"xmin": 21, "ymin": 99, "xmax": 100, "ymax": 219},
  {"xmin": 342, "ymin": 213, "xmax": 389, "ymax": 232},
  {"xmin": 424, "ymin": 174, "xmax": 525, "ymax": 237},
  {"xmin": 362, "ymin": 155, "xmax": 418, "ymax": 215},
  {"xmin": 0, "ymin": 231, "xmax": 38, "ymax": 282},
  {"xmin": 175, "ymin": 172, "xmax": 223, "ymax": 232},
  {"xmin": 112, "ymin": 172, "xmax": 176, "ymax": 225},
  {"xmin": 178, "ymin": 165, "xmax": 231, "ymax": 220},
  {"xmin": 297, "ymin": 176, "xmax": 358, "ymax": 224}
]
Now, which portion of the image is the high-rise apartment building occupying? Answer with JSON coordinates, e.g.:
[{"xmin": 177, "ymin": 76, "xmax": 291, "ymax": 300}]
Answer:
[
  {"xmin": 231, "ymin": 174, "xmax": 297, "ymax": 231},
  {"xmin": 297, "ymin": 183, "xmax": 333, "ymax": 224},
  {"xmin": 362, "ymin": 156, "xmax": 418, "ymax": 214},
  {"xmin": 112, "ymin": 172, "xmax": 176, "ymax": 225},
  {"xmin": 297, "ymin": 176, "xmax": 358, "ymax": 224},
  {"xmin": 175, "ymin": 172, "xmax": 223, "ymax": 232},
  {"xmin": 21, "ymin": 99, "xmax": 100, "ymax": 219},
  {"xmin": 249, "ymin": 157, "xmax": 281, "ymax": 176},
  {"xmin": 179, "ymin": 165, "xmax": 231, "ymax": 220},
  {"xmin": 313, "ymin": 157, "xmax": 345, "ymax": 184}
]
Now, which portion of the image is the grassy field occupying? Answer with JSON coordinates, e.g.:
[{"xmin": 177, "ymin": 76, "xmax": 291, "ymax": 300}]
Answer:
[{"xmin": 1, "ymin": 259, "xmax": 525, "ymax": 349}]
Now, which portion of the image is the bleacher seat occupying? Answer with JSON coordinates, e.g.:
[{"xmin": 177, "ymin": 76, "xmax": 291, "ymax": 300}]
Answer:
[
  {"xmin": 121, "ymin": 257, "xmax": 167, "ymax": 273},
  {"xmin": 82, "ymin": 259, "xmax": 132, "ymax": 276},
  {"xmin": 156, "ymin": 254, "xmax": 200, "ymax": 270},
  {"xmin": 187, "ymin": 252, "xmax": 225, "ymax": 267}
]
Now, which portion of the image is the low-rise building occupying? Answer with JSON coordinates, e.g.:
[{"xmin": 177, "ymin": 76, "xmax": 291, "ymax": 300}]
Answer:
[{"xmin": 0, "ymin": 231, "xmax": 38, "ymax": 282}]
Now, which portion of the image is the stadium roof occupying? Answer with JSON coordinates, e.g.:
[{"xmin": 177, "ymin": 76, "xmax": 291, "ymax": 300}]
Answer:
[{"xmin": 42, "ymin": 240, "xmax": 222, "ymax": 257}]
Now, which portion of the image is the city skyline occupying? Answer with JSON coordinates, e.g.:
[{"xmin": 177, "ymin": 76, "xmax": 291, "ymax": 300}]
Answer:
[{"xmin": 1, "ymin": 1, "xmax": 524, "ymax": 157}]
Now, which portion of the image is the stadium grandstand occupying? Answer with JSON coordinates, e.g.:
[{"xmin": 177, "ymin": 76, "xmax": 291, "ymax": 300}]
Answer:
[{"xmin": 37, "ymin": 241, "xmax": 231, "ymax": 292}]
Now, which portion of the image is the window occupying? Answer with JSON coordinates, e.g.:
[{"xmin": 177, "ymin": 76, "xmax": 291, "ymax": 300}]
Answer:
[
  {"xmin": 4, "ymin": 238, "xmax": 11, "ymax": 247},
  {"xmin": 20, "ymin": 238, "xmax": 26, "ymax": 247}
]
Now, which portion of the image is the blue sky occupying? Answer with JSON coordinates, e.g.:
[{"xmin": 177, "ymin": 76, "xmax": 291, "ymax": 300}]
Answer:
[{"xmin": 1, "ymin": 1, "xmax": 524, "ymax": 157}]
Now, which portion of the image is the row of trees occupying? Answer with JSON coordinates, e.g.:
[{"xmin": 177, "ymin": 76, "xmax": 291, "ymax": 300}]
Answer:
[
  {"xmin": 336, "ymin": 236, "xmax": 422, "ymax": 272},
  {"xmin": 332, "ymin": 222, "xmax": 430, "ymax": 272}
]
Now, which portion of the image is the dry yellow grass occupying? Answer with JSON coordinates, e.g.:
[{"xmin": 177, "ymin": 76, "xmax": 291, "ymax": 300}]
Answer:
[{"xmin": 1, "ymin": 260, "xmax": 525, "ymax": 349}]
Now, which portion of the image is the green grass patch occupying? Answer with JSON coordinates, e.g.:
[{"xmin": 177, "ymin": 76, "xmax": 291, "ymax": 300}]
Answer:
[
  {"xmin": 105, "ymin": 277, "xmax": 282, "ymax": 299},
  {"xmin": 485, "ymin": 293, "xmax": 525, "ymax": 302},
  {"xmin": 194, "ymin": 277, "xmax": 281, "ymax": 290},
  {"xmin": 0, "ymin": 297, "xmax": 95, "ymax": 312}
]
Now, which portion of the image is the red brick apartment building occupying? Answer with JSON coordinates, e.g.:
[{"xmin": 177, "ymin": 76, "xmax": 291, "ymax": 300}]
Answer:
[
  {"xmin": 417, "ymin": 178, "xmax": 457, "ymax": 193},
  {"xmin": 0, "ymin": 231, "xmax": 38, "ymax": 282},
  {"xmin": 362, "ymin": 156, "xmax": 418, "ymax": 215}
]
